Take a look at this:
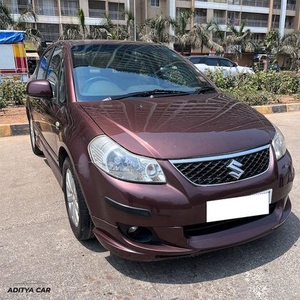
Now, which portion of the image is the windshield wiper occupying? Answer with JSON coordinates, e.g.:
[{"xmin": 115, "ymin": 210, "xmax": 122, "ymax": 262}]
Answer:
[
  {"xmin": 194, "ymin": 86, "xmax": 216, "ymax": 94},
  {"xmin": 103, "ymin": 89, "xmax": 191, "ymax": 101}
]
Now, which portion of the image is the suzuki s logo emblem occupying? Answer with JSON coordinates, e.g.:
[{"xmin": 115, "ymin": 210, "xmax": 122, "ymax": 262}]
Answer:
[{"xmin": 227, "ymin": 159, "xmax": 244, "ymax": 179}]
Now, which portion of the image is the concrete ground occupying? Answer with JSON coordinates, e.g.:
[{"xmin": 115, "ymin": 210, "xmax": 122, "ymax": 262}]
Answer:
[{"xmin": 0, "ymin": 112, "xmax": 299, "ymax": 300}]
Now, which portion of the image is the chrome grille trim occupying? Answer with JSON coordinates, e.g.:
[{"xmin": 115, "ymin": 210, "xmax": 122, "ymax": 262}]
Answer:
[{"xmin": 170, "ymin": 145, "xmax": 270, "ymax": 186}]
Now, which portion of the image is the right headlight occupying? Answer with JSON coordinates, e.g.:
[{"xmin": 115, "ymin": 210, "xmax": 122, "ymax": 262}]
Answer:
[
  {"xmin": 88, "ymin": 135, "xmax": 166, "ymax": 183},
  {"xmin": 272, "ymin": 125, "xmax": 286, "ymax": 160}
]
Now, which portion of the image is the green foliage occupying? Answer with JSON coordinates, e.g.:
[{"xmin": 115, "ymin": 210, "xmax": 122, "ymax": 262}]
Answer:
[
  {"xmin": 223, "ymin": 89, "xmax": 280, "ymax": 106},
  {"xmin": 206, "ymin": 70, "xmax": 300, "ymax": 105},
  {"xmin": 0, "ymin": 81, "xmax": 26, "ymax": 107}
]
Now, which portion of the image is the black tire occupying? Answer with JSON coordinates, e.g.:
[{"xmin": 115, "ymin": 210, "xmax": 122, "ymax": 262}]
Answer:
[
  {"xmin": 29, "ymin": 114, "xmax": 43, "ymax": 156},
  {"xmin": 62, "ymin": 158, "xmax": 94, "ymax": 241}
]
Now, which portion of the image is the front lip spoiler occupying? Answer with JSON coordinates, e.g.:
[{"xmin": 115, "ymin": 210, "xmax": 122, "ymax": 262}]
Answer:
[
  {"xmin": 93, "ymin": 198, "xmax": 292, "ymax": 261},
  {"xmin": 105, "ymin": 197, "xmax": 151, "ymax": 217}
]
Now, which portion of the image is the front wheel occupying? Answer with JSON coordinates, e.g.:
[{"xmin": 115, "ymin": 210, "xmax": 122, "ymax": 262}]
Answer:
[{"xmin": 63, "ymin": 158, "xmax": 94, "ymax": 240}]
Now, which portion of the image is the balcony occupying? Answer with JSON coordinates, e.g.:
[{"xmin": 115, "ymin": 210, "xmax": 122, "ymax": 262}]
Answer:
[
  {"xmin": 35, "ymin": 5, "xmax": 59, "ymax": 16},
  {"xmin": 242, "ymin": 0, "xmax": 269, "ymax": 7},
  {"xmin": 242, "ymin": 19, "xmax": 268, "ymax": 27},
  {"xmin": 213, "ymin": 17, "xmax": 226, "ymax": 24},
  {"xmin": 228, "ymin": 18, "xmax": 241, "ymax": 25},
  {"xmin": 273, "ymin": 1, "xmax": 296, "ymax": 10}
]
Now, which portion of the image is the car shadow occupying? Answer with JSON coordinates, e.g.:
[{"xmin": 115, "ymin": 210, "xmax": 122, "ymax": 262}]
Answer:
[
  {"xmin": 103, "ymin": 213, "xmax": 299, "ymax": 283},
  {"xmin": 80, "ymin": 238, "xmax": 107, "ymax": 253}
]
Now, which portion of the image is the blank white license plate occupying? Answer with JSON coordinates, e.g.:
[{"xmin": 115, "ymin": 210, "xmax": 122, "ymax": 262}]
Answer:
[{"xmin": 206, "ymin": 190, "xmax": 272, "ymax": 222}]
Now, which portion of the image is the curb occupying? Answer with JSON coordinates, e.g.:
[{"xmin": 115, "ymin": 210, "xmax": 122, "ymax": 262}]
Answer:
[
  {"xmin": 253, "ymin": 102, "xmax": 300, "ymax": 114},
  {"xmin": 0, "ymin": 103, "xmax": 300, "ymax": 138},
  {"xmin": 0, "ymin": 123, "xmax": 29, "ymax": 137}
]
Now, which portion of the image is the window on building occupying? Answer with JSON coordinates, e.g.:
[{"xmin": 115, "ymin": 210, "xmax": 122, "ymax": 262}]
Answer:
[
  {"xmin": 36, "ymin": 0, "xmax": 59, "ymax": 16},
  {"xmin": 61, "ymin": 0, "xmax": 79, "ymax": 17},
  {"xmin": 37, "ymin": 23, "xmax": 59, "ymax": 41},
  {"xmin": 89, "ymin": 0, "xmax": 106, "ymax": 18},
  {"xmin": 108, "ymin": 2, "xmax": 125, "ymax": 20},
  {"xmin": 151, "ymin": 0, "xmax": 159, "ymax": 7}
]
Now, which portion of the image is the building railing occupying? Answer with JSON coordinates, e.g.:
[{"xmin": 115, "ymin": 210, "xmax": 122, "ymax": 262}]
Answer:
[
  {"xmin": 242, "ymin": 19, "xmax": 268, "ymax": 27},
  {"xmin": 242, "ymin": 0, "xmax": 269, "ymax": 7}
]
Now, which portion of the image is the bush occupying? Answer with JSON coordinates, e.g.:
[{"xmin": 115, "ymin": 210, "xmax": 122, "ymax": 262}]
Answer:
[
  {"xmin": 222, "ymin": 89, "xmax": 280, "ymax": 106},
  {"xmin": 0, "ymin": 81, "xmax": 26, "ymax": 107},
  {"xmin": 205, "ymin": 70, "xmax": 300, "ymax": 105}
]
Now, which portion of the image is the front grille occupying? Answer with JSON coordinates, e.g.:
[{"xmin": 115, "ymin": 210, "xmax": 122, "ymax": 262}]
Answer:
[{"xmin": 170, "ymin": 145, "xmax": 270, "ymax": 186}]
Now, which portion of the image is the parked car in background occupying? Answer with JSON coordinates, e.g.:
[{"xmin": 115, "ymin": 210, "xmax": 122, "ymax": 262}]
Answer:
[
  {"xmin": 188, "ymin": 55, "xmax": 254, "ymax": 75},
  {"xmin": 26, "ymin": 40, "xmax": 293, "ymax": 261}
]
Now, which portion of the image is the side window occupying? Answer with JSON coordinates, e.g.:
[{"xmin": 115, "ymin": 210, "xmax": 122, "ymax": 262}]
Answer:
[
  {"xmin": 190, "ymin": 57, "xmax": 205, "ymax": 64},
  {"xmin": 36, "ymin": 48, "xmax": 54, "ymax": 79},
  {"xmin": 221, "ymin": 59, "xmax": 233, "ymax": 67},
  {"xmin": 206, "ymin": 58, "xmax": 217, "ymax": 66},
  {"xmin": 46, "ymin": 48, "xmax": 63, "ymax": 100}
]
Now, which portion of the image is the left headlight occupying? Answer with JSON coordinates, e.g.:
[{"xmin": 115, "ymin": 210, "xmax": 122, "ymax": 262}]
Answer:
[
  {"xmin": 272, "ymin": 125, "xmax": 286, "ymax": 160},
  {"xmin": 88, "ymin": 135, "xmax": 166, "ymax": 183}
]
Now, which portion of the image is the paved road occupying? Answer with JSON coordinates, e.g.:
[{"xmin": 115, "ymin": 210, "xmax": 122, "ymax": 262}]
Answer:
[{"xmin": 0, "ymin": 112, "xmax": 299, "ymax": 300}]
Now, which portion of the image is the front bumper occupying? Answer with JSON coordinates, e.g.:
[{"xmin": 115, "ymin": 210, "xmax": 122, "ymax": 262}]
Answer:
[
  {"xmin": 92, "ymin": 196, "xmax": 291, "ymax": 261},
  {"xmin": 77, "ymin": 149, "xmax": 294, "ymax": 261}
]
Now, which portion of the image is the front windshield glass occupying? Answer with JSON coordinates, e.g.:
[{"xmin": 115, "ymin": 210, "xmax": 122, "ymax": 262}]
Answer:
[{"xmin": 72, "ymin": 43, "xmax": 215, "ymax": 101}]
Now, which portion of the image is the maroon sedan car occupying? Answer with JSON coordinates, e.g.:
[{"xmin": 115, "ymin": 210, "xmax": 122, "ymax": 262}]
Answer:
[{"xmin": 26, "ymin": 40, "xmax": 294, "ymax": 261}]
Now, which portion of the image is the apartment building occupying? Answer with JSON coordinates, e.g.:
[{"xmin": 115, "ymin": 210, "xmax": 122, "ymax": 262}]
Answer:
[{"xmin": 2, "ymin": 0, "xmax": 300, "ymax": 44}]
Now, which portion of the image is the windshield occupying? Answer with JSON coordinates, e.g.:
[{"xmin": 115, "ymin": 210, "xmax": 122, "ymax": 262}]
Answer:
[{"xmin": 72, "ymin": 43, "xmax": 216, "ymax": 102}]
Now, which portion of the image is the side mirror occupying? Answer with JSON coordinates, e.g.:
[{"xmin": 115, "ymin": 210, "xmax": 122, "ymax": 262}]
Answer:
[{"xmin": 26, "ymin": 79, "xmax": 52, "ymax": 98}]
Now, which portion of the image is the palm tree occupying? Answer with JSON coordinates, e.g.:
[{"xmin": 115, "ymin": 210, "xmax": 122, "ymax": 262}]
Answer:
[
  {"xmin": 59, "ymin": 8, "xmax": 88, "ymax": 40},
  {"xmin": 206, "ymin": 21, "xmax": 226, "ymax": 54},
  {"xmin": 263, "ymin": 30, "xmax": 281, "ymax": 56},
  {"xmin": 15, "ymin": 6, "xmax": 42, "ymax": 48},
  {"xmin": 0, "ymin": 4, "xmax": 14, "ymax": 29},
  {"xmin": 280, "ymin": 30, "xmax": 300, "ymax": 70},
  {"xmin": 188, "ymin": 23, "xmax": 223, "ymax": 54},
  {"xmin": 169, "ymin": 9, "xmax": 192, "ymax": 54},
  {"xmin": 124, "ymin": 10, "xmax": 135, "ymax": 40},
  {"xmin": 226, "ymin": 21, "xmax": 253, "ymax": 59},
  {"xmin": 141, "ymin": 14, "xmax": 170, "ymax": 43},
  {"xmin": 60, "ymin": 24, "xmax": 82, "ymax": 40}
]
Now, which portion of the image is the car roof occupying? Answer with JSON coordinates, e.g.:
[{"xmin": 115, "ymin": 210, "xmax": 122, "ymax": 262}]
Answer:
[{"xmin": 189, "ymin": 56, "xmax": 228, "ymax": 60}]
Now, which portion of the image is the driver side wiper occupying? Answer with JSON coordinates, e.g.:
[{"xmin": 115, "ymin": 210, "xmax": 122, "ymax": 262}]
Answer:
[
  {"xmin": 103, "ymin": 89, "xmax": 191, "ymax": 101},
  {"xmin": 194, "ymin": 86, "xmax": 216, "ymax": 94}
]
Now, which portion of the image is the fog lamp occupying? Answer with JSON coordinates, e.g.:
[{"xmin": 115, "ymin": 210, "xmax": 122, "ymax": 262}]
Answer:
[{"xmin": 128, "ymin": 226, "xmax": 139, "ymax": 234}]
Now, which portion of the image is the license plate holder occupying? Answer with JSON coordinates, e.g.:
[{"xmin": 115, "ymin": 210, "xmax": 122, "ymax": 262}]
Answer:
[{"xmin": 206, "ymin": 190, "xmax": 272, "ymax": 222}]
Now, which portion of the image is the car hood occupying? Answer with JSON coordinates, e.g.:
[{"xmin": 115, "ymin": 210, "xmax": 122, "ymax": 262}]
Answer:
[{"xmin": 80, "ymin": 93, "xmax": 275, "ymax": 159}]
